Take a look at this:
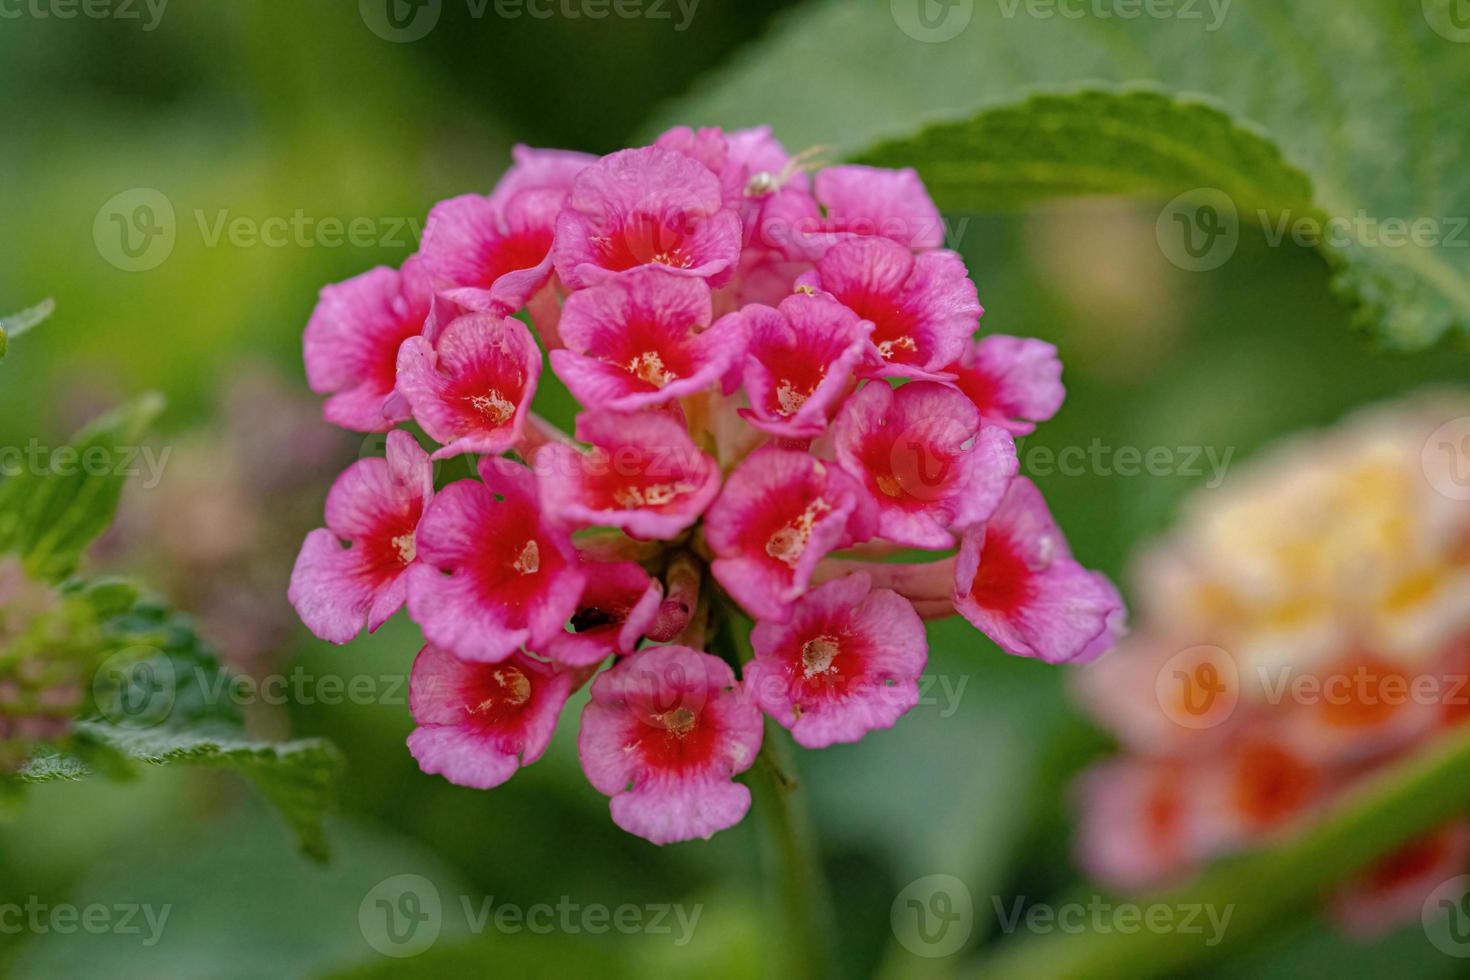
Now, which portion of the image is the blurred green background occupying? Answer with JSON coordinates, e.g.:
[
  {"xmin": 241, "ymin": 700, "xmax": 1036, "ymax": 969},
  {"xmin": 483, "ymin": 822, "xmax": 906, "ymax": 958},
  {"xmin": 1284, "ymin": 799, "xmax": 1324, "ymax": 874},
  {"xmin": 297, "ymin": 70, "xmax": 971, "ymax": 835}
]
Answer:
[{"xmin": 3, "ymin": 2, "xmax": 1469, "ymax": 978}]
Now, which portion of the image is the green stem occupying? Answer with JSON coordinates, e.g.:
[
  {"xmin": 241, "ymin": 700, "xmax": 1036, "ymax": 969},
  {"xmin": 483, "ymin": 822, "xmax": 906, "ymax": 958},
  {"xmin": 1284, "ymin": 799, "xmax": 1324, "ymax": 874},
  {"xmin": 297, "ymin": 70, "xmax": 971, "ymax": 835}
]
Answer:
[
  {"xmin": 971, "ymin": 721, "xmax": 1470, "ymax": 979},
  {"xmin": 751, "ymin": 723, "xmax": 841, "ymax": 980},
  {"xmin": 722, "ymin": 609, "xmax": 840, "ymax": 980}
]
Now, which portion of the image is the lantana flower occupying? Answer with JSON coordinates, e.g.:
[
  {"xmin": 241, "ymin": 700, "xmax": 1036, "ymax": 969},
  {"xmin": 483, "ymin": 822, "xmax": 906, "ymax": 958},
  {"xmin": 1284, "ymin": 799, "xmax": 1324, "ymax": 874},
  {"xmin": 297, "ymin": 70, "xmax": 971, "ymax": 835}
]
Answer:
[
  {"xmin": 797, "ymin": 236, "xmax": 980, "ymax": 379},
  {"xmin": 304, "ymin": 256, "xmax": 433, "ymax": 432},
  {"xmin": 549, "ymin": 268, "xmax": 743, "ymax": 412},
  {"xmin": 289, "ymin": 430, "xmax": 433, "ymax": 644},
  {"xmin": 290, "ymin": 127, "xmax": 1121, "ymax": 844},
  {"xmin": 1071, "ymin": 395, "xmax": 1470, "ymax": 934}
]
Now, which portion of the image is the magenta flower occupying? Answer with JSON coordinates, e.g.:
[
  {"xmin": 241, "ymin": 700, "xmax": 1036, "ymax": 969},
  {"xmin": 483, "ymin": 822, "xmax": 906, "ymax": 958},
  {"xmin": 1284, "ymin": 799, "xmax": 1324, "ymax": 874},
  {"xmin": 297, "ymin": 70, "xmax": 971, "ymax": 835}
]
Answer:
[
  {"xmin": 418, "ymin": 146, "xmax": 592, "ymax": 326},
  {"xmin": 553, "ymin": 146, "xmax": 744, "ymax": 290},
  {"xmin": 765, "ymin": 164, "xmax": 944, "ymax": 259},
  {"xmin": 578, "ymin": 645, "xmax": 763, "ymax": 844},
  {"xmin": 797, "ymin": 236, "xmax": 980, "ymax": 379},
  {"xmin": 303, "ymin": 256, "xmax": 432, "ymax": 432},
  {"xmin": 549, "ymin": 267, "xmax": 744, "ymax": 411},
  {"xmin": 535, "ymin": 410, "xmax": 721, "ymax": 540},
  {"xmin": 706, "ymin": 448, "xmax": 874, "ymax": 622},
  {"xmin": 832, "ymin": 380, "xmax": 1017, "ymax": 548},
  {"xmin": 744, "ymin": 573, "xmax": 927, "ymax": 748},
  {"xmin": 395, "ymin": 311, "xmax": 541, "ymax": 460},
  {"xmin": 955, "ymin": 477, "xmax": 1124, "ymax": 664},
  {"xmin": 543, "ymin": 559, "xmax": 663, "ymax": 668},
  {"xmin": 407, "ymin": 645, "xmax": 575, "ymax": 789},
  {"xmin": 288, "ymin": 430, "xmax": 433, "ymax": 643},
  {"xmin": 407, "ymin": 457, "xmax": 585, "ymax": 663},
  {"xmin": 656, "ymin": 124, "xmax": 816, "ymax": 312},
  {"xmin": 944, "ymin": 335, "xmax": 1066, "ymax": 436},
  {"xmin": 734, "ymin": 291, "xmax": 871, "ymax": 439},
  {"xmin": 490, "ymin": 145, "xmax": 598, "ymax": 207},
  {"xmin": 292, "ymin": 133, "xmax": 1122, "ymax": 845}
]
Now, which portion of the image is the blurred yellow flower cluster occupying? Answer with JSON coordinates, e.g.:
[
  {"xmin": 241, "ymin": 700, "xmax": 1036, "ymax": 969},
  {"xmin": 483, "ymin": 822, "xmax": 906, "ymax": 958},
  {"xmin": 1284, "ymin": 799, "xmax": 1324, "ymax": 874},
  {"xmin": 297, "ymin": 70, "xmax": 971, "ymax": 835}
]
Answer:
[{"xmin": 1074, "ymin": 394, "xmax": 1470, "ymax": 934}]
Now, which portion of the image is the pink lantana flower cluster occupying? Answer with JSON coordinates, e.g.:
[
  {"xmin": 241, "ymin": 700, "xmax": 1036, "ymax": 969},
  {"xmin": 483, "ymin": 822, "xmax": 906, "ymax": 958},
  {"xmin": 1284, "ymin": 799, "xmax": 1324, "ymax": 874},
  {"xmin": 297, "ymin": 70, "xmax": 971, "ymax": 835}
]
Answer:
[{"xmin": 289, "ymin": 127, "xmax": 1124, "ymax": 845}]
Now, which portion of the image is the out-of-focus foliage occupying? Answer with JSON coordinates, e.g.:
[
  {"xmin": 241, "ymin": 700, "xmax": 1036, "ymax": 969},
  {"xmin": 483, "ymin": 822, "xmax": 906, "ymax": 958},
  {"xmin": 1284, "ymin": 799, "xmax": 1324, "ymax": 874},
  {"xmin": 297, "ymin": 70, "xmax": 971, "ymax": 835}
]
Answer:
[{"xmin": 655, "ymin": 0, "xmax": 1470, "ymax": 349}]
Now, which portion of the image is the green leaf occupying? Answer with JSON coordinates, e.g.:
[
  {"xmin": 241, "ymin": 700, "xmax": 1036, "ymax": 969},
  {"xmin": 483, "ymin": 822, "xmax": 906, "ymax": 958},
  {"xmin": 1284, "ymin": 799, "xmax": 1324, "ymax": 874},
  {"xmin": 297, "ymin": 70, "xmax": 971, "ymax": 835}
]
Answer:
[
  {"xmin": 653, "ymin": 0, "xmax": 1470, "ymax": 348},
  {"xmin": 0, "ymin": 298, "xmax": 54, "ymax": 361},
  {"xmin": 19, "ymin": 723, "xmax": 343, "ymax": 864},
  {"xmin": 969, "ymin": 722, "xmax": 1470, "ymax": 979},
  {"xmin": 0, "ymin": 392, "xmax": 165, "ymax": 581},
  {"xmin": 8, "ymin": 587, "xmax": 344, "ymax": 861}
]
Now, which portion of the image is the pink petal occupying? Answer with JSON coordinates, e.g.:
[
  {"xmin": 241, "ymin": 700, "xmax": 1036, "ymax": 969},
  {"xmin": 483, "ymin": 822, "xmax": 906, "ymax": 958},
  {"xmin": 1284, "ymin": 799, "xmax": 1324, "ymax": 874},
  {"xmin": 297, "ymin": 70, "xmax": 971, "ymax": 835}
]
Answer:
[
  {"xmin": 407, "ymin": 458, "xmax": 585, "ymax": 662},
  {"xmin": 395, "ymin": 312, "xmax": 541, "ymax": 459},
  {"xmin": 945, "ymin": 335, "xmax": 1065, "ymax": 436},
  {"xmin": 303, "ymin": 258, "xmax": 431, "ymax": 432},
  {"xmin": 552, "ymin": 146, "xmax": 744, "ymax": 289},
  {"xmin": 578, "ymin": 645, "xmax": 763, "ymax": 844},
  {"xmin": 737, "ymin": 292, "xmax": 871, "ymax": 438},
  {"xmin": 706, "ymin": 448, "xmax": 871, "ymax": 621},
  {"xmin": 746, "ymin": 573, "xmax": 928, "ymax": 748},
  {"xmin": 407, "ymin": 646, "xmax": 574, "ymax": 789},
  {"xmin": 536, "ymin": 410, "xmax": 721, "ymax": 539},
  {"xmin": 833, "ymin": 380, "xmax": 1017, "ymax": 548},
  {"xmin": 551, "ymin": 268, "xmax": 744, "ymax": 411},
  {"xmin": 288, "ymin": 431, "xmax": 432, "ymax": 643},
  {"xmin": 488, "ymin": 144, "xmax": 595, "ymax": 211},
  {"xmin": 418, "ymin": 190, "xmax": 562, "ymax": 314},
  {"xmin": 799, "ymin": 237, "xmax": 979, "ymax": 378},
  {"xmin": 954, "ymin": 477, "xmax": 1124, "ymax": 663},
  {"xmin": 812, "ymin": 165, "xmax": 944, "ymax": 252}
]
